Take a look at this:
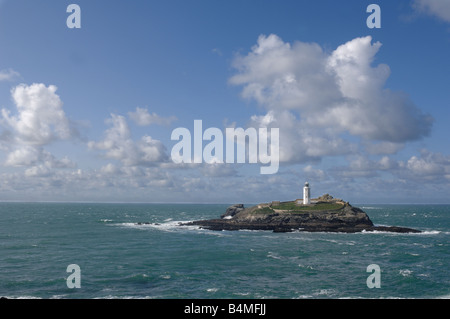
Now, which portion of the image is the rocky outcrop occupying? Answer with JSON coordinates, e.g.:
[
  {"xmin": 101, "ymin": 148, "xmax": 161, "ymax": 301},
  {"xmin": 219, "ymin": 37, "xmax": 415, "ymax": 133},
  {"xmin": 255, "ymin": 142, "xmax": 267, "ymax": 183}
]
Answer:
[
  {"xmin": 183, "ymin": 201, "xmax": 421, "ymax": 233},
  {"xmin": 220, "ymin": 204, "xmax": 244, "ymax": 219}
]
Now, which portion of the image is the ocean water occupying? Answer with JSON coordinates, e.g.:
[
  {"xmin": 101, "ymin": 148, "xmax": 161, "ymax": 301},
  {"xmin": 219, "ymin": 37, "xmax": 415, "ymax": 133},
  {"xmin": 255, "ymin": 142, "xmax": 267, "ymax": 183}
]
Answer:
[{"xmin": 0, "ymin": 202, "xmax": 448, "ymax": 299}]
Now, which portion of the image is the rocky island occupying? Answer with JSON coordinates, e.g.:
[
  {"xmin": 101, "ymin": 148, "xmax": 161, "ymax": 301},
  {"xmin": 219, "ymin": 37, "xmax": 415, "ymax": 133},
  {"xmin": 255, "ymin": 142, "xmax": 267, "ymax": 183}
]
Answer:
[{"xmin": 182, "ymin": 193, "xmax": 421, "ymax": 234}]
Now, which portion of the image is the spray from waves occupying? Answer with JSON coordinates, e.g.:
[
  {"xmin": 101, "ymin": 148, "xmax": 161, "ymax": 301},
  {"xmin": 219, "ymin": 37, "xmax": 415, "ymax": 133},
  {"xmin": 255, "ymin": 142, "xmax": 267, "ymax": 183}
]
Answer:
[
  {"xmin": 360, "ymin": 229, "xmax": 441, "ymax": 235},
  {"xmin": 113, "ymin": 220, "xmax": 200, "ymax": 232},
  {"xmin": 0, "ymin": 295, "xmax": 43, "ymax": 299}
]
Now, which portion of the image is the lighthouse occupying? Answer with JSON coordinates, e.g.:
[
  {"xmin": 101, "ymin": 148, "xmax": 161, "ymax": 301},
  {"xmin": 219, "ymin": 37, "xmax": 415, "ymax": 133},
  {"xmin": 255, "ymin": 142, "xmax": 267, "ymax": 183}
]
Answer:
[{"xmin": 303, "ymin": 182, "xmax": 311, "ymax": 205}]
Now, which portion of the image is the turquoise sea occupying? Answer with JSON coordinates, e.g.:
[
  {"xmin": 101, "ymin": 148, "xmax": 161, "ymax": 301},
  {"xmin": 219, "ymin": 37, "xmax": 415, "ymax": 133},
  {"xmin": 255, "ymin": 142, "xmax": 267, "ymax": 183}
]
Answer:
[{"xmin": 0, "ymin": 202, "xmax": 448, "ymax": 299}]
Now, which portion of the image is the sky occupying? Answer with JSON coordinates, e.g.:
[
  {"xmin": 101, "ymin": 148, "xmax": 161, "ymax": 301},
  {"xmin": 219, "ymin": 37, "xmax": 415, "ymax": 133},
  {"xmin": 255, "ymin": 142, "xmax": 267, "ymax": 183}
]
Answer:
[{"xmin": 0, "ymin": 0, "xmax": 449, "ymax": 204}]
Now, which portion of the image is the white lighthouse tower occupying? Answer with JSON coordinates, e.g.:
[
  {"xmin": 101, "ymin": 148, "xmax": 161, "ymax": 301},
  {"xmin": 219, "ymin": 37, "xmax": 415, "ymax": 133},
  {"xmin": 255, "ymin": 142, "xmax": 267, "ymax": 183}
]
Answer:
[{"xmin": 303, "ymin": 182, "xmax": 311, "ymax": 205}]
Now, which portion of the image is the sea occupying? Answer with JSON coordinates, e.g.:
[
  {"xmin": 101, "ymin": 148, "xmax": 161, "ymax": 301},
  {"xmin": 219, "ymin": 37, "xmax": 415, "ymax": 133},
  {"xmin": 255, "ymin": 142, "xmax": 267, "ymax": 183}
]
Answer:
[{"xmin": 0, "ymin": 202, "xmax": 448, "ymax": 299}]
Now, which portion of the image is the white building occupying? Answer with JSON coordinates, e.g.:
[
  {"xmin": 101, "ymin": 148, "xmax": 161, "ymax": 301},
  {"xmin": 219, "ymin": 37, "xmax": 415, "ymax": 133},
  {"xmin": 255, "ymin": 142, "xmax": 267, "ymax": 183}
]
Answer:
[{"xmin": 303, "ymin": 182, "xmax": 311, "ymax": 205}]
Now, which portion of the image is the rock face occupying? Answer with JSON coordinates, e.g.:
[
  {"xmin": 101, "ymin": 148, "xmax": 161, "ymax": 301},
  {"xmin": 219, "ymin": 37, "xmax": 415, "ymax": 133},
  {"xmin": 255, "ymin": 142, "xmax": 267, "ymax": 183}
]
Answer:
[
  {"xmin": 220, "ymin": 204, "xmax": 245, "ymax": 219},
  {"xmin": 184, "ymin": 200, "xmax": 421, "ymax": 233}
]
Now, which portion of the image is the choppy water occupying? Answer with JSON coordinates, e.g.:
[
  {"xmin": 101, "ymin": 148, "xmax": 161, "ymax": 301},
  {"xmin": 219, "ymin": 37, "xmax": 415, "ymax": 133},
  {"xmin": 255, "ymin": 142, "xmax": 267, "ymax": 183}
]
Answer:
[{"xmin": 0, "ymin": 202, "xmax": 448, "ymax": 299}]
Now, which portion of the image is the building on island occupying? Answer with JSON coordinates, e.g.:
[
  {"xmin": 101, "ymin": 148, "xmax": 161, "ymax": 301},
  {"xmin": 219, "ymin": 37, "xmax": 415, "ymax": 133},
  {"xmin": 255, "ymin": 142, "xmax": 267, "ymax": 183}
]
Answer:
[{"xmin": 303, "ymin": 182, "xmax": 311, "ymax": 205}]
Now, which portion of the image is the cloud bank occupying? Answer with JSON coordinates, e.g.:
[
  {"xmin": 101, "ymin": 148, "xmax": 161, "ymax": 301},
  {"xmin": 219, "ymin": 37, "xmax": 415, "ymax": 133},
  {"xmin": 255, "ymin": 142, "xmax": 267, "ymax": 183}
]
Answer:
[
  {"xmin": 0, "ymin": 33, "xmax": 447, "ymax": 203},
  {"xmin": 230, "ymin": 35, "xmax": 433, "ymax": 163}
]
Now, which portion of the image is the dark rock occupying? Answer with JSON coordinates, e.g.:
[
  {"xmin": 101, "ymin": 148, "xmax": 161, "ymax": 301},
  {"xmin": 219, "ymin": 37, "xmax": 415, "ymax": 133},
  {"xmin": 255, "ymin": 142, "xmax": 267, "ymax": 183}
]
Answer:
[
  {"xmin": 220, "ymin": 204, "xmax": 245, "ymax": 219},
  {"xmin": 365, "ymin": 225, "xmax": 421, "ymax": 233},
  {"xmin": 317, "ymin": 194, "xmax": 334, "ymax": 201}
]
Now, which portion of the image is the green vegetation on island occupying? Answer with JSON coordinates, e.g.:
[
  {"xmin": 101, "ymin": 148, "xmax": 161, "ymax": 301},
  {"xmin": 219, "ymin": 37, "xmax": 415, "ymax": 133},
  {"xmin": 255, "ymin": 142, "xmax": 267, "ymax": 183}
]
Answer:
[{"xmin": 270, "ymin": 201, "xmax": 344, "ymax": 212}]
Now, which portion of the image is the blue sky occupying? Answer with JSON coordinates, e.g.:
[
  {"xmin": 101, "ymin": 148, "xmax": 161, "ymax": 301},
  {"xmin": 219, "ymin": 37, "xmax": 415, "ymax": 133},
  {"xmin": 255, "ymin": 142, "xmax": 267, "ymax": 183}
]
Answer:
[{"xmin": 0, "ymin": 0, "xmax": 449, "ymax": 203}]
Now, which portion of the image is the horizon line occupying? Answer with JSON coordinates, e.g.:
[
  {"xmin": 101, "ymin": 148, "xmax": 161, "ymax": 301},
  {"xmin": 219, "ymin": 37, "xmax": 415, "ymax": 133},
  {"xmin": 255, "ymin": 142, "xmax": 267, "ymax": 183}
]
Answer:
[{"xmin": 0, "ymin": 200, "xmax": 449, "ymax": 205}]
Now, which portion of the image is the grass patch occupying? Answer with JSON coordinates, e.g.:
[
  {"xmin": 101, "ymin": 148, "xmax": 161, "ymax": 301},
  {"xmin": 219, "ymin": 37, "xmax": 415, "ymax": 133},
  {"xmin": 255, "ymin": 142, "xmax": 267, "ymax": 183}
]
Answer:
[{"xmin": 272, "ymin": 201, "xmax": 344, "ymax": 212}]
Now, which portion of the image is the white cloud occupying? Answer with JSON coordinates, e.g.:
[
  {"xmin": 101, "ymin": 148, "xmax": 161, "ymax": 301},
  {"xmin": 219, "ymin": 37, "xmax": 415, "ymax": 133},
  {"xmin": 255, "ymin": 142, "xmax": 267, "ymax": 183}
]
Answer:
[
  {"xmin": 0, "ymin": 83, "xmax": 77, "ymax": 172},
  {"xmin": 4, "ymin": 145, "xmax": 40, "ymax": 167},
  {"xmin": 404, "ymin": 150, "xmax": 449, "ymax": 178},
  {"xmin": 230, "ymin": 34, "xmax": 433, "ymax": 163},
  {"xmin": 230, "ymin": 34, "xmax": 338, "ymax": 112},
  {"xmin": 413, "ymin": 0, "xmax": 450, "ymax": 23},
  {"xmin": 24, "ymin": 165, "xmax": 52, "ymax": 178},
  {"xmin": 128, "ymin": 107, "xmax": 177, "ymax": 126},
  {"xmin": 249, "ymin": 110, "xmax": 356, "ymax": 163},
  {"xmin": 100, "ymin": 163, "xmax": 123, "ymax": 176},
  {"xmin": 0, "ymin": 68, "xmax": 20, "ymax": 81},
  {"xmin": 328, "ymin": 150, "xmax": 450, "ymax": 185},
  {"xmin": 88, "ymin": 113, "xmax": 168, "ymax": 166},
  {"xmin": 1, "ymin": 83, "xmax": 73, "ymax": 146},
  {"xmin": 406, "ymin": 155, "xmax": 443, "ymax": 176},
  {"xmin": 5, "ymin": 145, "xmax": 76, "ymax": 169}
]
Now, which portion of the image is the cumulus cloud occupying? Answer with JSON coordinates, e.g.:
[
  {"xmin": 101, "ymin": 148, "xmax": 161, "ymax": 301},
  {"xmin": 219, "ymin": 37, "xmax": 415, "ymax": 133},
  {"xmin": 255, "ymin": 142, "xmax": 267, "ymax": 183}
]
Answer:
[
  {"xmin": 88, "ymin": 113, "xmax": 168, "ymax": 166},
  {"xmin": 249, "ymin": 110, "xmax": 355, "ymax": 163},
  {"xmin": 128, "ymin": 107, "xmax": 177, "ymax": 126},
  {"xmin": 230, "ymin": 34, "xmax": 433, "ymax": 162},
  {"xmin": 4, "ymin": 145, "xmax": 76, "ymax": 168},
  {"xmin": 402, "ymin": 150, "xmax": 450, "ymax": 179},
  {"xmin": 0, "ymin": 83, "xmax": 77, "ymax": 172},
  {"xmin": 230, "ymin": 34, "xmax": 339, "ymax": 112},
  {"xmin": 1, "ymin": 83, "xmax": 73, "ymax": 145},
  {"xmin": 413, "ymin": 0, "xmax": 450, "ymax": 23}
]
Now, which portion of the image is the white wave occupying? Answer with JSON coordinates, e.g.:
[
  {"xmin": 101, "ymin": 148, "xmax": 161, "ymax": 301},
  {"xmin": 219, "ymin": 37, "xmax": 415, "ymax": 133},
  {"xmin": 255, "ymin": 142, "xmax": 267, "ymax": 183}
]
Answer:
[
  {"xmin": 94, "ymin": 295, "xmax": 157, "ymax": 299},
  {"xmin": 360, "ymin": 229, "xmax": 441, "ymax": 235},
  {"xmin": 419, "ymin": 230, "xmax": 441, "ymax": 235},
  {"xmin": 298, "ymin": 264, "xmax": 315, "ymax": 270},
  {"xmin": 313, "ymin": 289, "xmax": 336, "ymax": 297},
  {"xmin": 267, "ymin": 251, "xmax": 282, "ymax": 260},
  {"xmin": 399, "ymin": 269, "xmax": 413, "ymax": 277},
  {"xmin": 206, "ymin": 288, "xmax": 219, "ymax": 293},
  {"xmin": 113, "ymin": 220, "xmax": 233, "ymax": 237},
  {"xmin": 116, "ymin": 220, "xmax": 201, "ymax": 232},
  {"xmin": 2, "ymin": 295, "xmax": 42, "ymax": 299}
]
